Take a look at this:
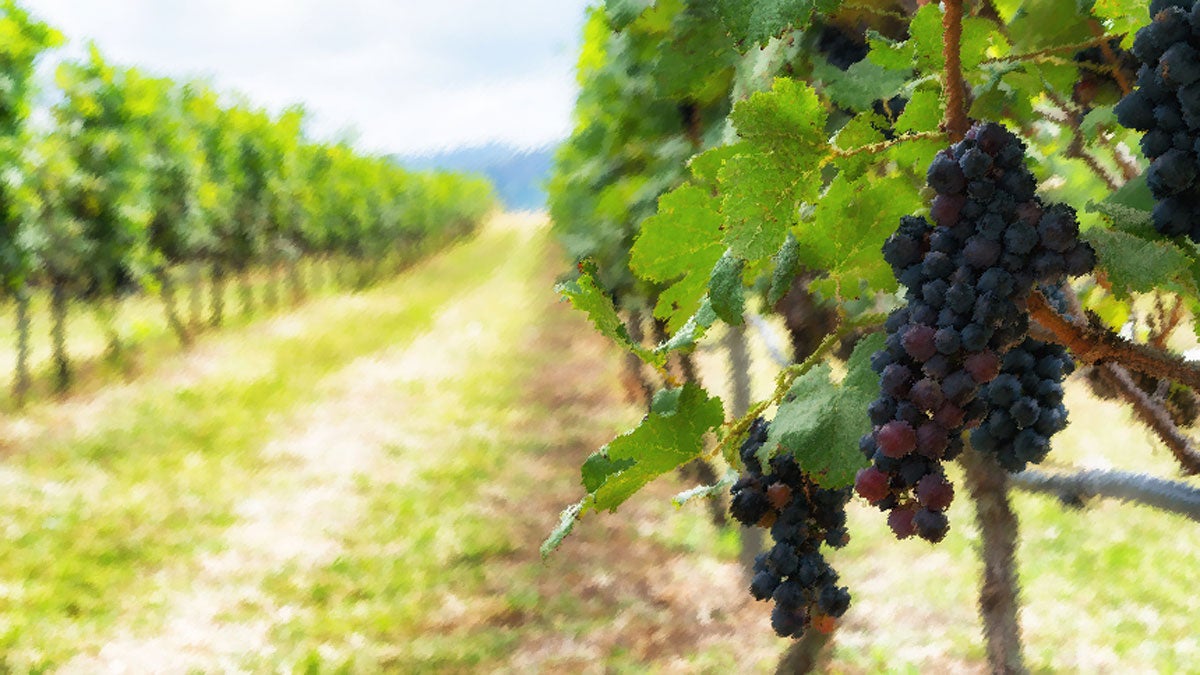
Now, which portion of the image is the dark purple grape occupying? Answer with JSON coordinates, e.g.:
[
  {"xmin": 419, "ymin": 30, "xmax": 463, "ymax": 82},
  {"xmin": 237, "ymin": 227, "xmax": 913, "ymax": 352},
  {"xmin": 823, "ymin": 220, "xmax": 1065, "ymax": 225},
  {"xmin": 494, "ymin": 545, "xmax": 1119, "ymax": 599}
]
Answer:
[
  {"xmin": 855, "ymin": 466, "xmax": 891, "ymax": 503},
  {"xmin": 902, "ymin": 324, "xmax": 938, "ymax": 362},
  {"xmin": 1116, "ymin": 91, "xmax": 1157, "ymax": 130},
  {"xmin": 916, "ymin": 473, "xmax": 954, "ymax": 511},
  {"xmin": 913, "ymin": 509, "xmax": 950, "ymax": 543},
  {"xmin": 877, "ymin": 420, "xmax": 917, "ymax": 458},
  {"xmin": 927, "ymin": 152, "xmax": 966, "ymax": 194},
  {"xmin": 1160, "ymin": 42, "xmax": 1200, "ymax": 87}
]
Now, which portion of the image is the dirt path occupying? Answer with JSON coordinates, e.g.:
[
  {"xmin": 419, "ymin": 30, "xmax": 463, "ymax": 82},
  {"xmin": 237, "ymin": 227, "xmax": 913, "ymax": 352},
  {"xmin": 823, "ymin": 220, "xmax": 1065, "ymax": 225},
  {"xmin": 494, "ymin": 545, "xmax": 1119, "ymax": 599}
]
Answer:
[
  {"xmin": 42, "ymin": 212, "xmax": 788, "ymax": 673},
  {"xmin": 58, "ymin": 215, "xmax": 545, "ymax": 671}
]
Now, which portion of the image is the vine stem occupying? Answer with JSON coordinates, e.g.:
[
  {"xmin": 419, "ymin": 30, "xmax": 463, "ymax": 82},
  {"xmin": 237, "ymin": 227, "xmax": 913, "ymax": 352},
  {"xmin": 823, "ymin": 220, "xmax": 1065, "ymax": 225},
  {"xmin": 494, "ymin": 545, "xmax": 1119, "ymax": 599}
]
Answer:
[
  {"xmin": 1027, "ymin": 289, "xmax": 1200, "ymax": 392},
  {"xmin": 1095, "ymin": 363, "xmax": 1200, "ymax": 475},
  {"xmin": 1088, "ymin": 20, "xmax": 1132, "ymax": 96},
  {"xmin": 961, "ymin": 446, "xmax": 1027, "ymax": 675},
  {"xmin": 824, "ymin": 131, "xmax": 948, "ymax": 165},
  {"xmin": 1011, "ymin": 467, "xmax": 1200, "ymax": 519},
  {"xmin": 942, "ymin": 0, "xmax": 970, "ymax": 142},
  {"xmin": 981, "ymin": 34, "xmax": 1125, "ymax": 67}
]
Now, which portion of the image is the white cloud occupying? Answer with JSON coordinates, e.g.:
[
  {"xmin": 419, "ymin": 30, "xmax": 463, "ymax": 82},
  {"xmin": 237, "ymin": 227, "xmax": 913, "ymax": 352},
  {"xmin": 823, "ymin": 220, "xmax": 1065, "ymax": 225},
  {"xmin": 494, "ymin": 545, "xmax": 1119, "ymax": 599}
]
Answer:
[{"xmin": 21, "ymin": 0, "xmax": 591, "ymax": 154}]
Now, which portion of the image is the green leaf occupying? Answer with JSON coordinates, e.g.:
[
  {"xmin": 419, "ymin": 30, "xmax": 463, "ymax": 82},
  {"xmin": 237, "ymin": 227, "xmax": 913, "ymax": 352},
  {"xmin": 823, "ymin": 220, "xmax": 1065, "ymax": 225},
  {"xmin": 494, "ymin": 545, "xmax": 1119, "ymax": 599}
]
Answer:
[
  {"xmin": 590, "ymin": 383, "xmax": 725, "ymax": 510},
  {"xmin": 1104, "ymin": 172, "xmax": 1155, "ymax": 213},
  {"xmin": 813, "ymin": 58, "xmax": 910, "ymax": 111},
  {"xmin": 708, "ymin": 250, "xmax": 746, "ymax": 324},
  {"xmin": 656, "ymin": 297, "xmax": 719, "ymax": 354},
  {"xmin": 865, "ymin": 30, "xmax": 914, "ymax": 71},
  {"xmin": 832, "ymin": 112, "xmax": 890, "ymax": 181},
  {"xmin": 894, "ymin": 86, "xmax": 942, "ymax": 133},
  {"xmin": 1085, "ymin": 200, "xmax": 1155, "ymax": 239},
  {"xmin": 908, "ymin": 4, "xmax": 946, "ymax": 71},
  {"xmin": 557, "ymin": 261, "xmax": 666, "ymax": 368},
  {"xmin": 797, "ymin": 173, "xmax": 921, "ymax": 299},
  {"xmin": 760, "ymin": 333, "xmax": 884, "ymax": 488},
  {"xmin": 1084, "ymin": 228, "xmax": 1197, "ymax": 298},
  {"xmin": 768, "ymin": 233, "xmax": 801, "ymax": 305},
  {"xmin": 543, "ymin": 383, "xmax": 724, "ymax": 557},
  {"xmin": 688, "ymin": 143, "xmax": 739, "ymax": 186},
  {"xmin": 542, "ymin": 500, "xmax": 586, "ymax": 559},
  {"xmin": 632, "ymin": 184, "xmax": 726, "ymax": 329},
  {"xmin": 1090, "ymin": 0, "xmax": 1146, "ymax": 49},
  {"xmin": 722, "ymin": 79, "xmax": 829, "ymax": 260},
  {"xmin": 729, "ymin": 79, "xmax": 828, "ymax": 155},
  {"xmin": 719, "ymin": 152, "xmax": 803, "ymax": 260},
  {"xmin": 715, "ymin": 0, "xmax": 837, "ymax": 48},
  {"xmin": 1006, "ymin": 1, "xmax": 1091, "ymax": 52},
  {"xmin": 582, "ymin": 453, "xmax": 636, "ymax": 492}
]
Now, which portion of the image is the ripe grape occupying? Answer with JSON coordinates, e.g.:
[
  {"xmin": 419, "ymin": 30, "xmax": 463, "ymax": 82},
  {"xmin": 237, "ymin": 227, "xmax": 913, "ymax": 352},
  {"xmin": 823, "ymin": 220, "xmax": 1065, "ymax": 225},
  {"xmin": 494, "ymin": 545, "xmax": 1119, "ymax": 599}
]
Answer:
[
  {"xmin": 854, "ymin": 466, "xmax": 891, "ymax": 503},
  {"xmin": 1117, "ymin": 4, "xmax": 1200, "ymax": 240},
  {"xmin": 860, "ymin": 122, "xmax": 1094, "ymax": 543},
  {"xmin": 730, "ymin": 419, "xmax": 852, "ymax": 638}
]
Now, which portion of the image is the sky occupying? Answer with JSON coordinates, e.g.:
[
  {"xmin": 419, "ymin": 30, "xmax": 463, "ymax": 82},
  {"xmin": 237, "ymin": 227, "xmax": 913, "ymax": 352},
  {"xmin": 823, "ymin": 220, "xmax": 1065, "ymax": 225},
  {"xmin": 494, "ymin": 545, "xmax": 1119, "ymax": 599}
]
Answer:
[{"xmin": 23, "ymin": 0, "xmax": 592, "ymax": 156}]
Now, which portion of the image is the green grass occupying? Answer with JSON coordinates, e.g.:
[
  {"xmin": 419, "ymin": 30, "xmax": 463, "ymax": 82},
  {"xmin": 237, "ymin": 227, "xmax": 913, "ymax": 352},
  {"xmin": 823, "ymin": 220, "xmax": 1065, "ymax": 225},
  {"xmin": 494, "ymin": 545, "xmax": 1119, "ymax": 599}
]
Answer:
[
  {"xmin": 247, "ymin": 222, "xmax": 552, "ymax": 672},
  {"xmin": 0, "ymin": 227, "xmax": 512, "ymax": 670}
]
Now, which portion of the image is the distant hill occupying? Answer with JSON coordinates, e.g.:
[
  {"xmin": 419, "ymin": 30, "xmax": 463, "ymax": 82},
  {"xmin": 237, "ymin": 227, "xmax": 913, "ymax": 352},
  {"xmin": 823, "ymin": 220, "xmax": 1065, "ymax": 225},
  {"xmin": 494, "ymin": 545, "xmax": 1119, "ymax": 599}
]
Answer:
[{"xmin": 395, "ymin": 143, "xmax": 556, "ymax": 211}]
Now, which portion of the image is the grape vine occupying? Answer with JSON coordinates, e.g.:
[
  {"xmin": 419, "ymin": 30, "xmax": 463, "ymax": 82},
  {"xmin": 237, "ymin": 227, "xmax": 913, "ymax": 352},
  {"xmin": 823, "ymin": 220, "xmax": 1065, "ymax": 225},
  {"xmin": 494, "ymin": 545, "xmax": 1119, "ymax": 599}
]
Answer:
[{"xmin": 545, "ymin": 0, "xmax": 1200, "ymax": 670}]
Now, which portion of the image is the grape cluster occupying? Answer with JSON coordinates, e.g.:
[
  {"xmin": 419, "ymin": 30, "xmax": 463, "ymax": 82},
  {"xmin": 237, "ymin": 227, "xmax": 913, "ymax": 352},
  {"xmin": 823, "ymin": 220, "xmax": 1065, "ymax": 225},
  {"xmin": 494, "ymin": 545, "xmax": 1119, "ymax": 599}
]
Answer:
[
  {"xmin": 730, "ymin": 418, "xmax": 852, "ymax": 638},
  {"xmin": 1114, "ymin": 1, "xmax": 1200, "ymax": 240},
  {"xmin": 856, "ymin": 122, "xmax": 1096, "ymax": 542},
  {"xmin": 970, "ymin": 335, "xmax": 1074, "ymax": 471},
  {"xmin": 1073, "ymin": 38, "xmax": 1139, "ymax": 110}
]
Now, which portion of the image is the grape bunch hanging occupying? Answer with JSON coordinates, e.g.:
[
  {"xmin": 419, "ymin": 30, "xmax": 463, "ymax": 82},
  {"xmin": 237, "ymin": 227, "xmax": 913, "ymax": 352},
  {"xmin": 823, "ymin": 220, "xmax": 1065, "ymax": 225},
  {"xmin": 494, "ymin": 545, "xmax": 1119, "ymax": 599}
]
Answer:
[
  {"xmin": 729, "ymin": 419, "xmax": 852, "ymax": 638},
  {"xmin": 1114, "ymin": 0, "xmax": 1200, "ymax": 241},
  {"xmin": 855, "ymin": 122, "xmax": 1095, "ymax": 542}
]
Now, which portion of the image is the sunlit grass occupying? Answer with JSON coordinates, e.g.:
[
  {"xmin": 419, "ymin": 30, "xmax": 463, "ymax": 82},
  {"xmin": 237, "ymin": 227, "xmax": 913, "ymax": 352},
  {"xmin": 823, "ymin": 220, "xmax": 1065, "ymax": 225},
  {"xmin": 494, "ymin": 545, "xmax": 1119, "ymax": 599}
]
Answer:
[{"xmin": 0, "ymin": 228, "xmax": 510, "ymax": 670}]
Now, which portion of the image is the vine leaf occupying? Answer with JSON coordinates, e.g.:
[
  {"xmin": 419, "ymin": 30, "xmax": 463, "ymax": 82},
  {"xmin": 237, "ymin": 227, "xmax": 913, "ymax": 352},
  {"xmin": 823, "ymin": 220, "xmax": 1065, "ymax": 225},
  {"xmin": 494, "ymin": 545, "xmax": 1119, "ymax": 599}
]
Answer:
[
  {"xmin": 1104, "ymin": 172, "xmax": 1154, "ymax": 213},
  {"xmin": 895, "ymin": 86, "xmax": 943, "ymax": 134},
  {"xmin": 1085, "ymin": 0, "xmax": 1144, "ymax": 49},
  {"xmin": 768, "ymin": 233, "xmax": 801, "ymax": 305},
  {"xmin": 760, "ymin": 332, "xmax": 883, "ymax": 488},
  {"xmin": 812, "ymin": 58, "xmax": 909, "ymax": 111},
  {"xmin": 542, "ymin": 383, "xmax": 724, "ymax": 558},
  {"xmin": 557, "ymin": 260, "xmax": 666, "ymax": 368},
  {"xmin": 714, "ymin": 0, "xmax": 836, "ymax": 49},
  {"xmin": 721, "ymin": 79, "xmax": 829, "ymax": 261},
  {"xmin": 798, "ymin": 173, "xmax": 920, "ymax": 299},
  {"xmin": 631, "ymin": 183, "xmax": 725, "ymax": 331},
  {"xmin": 655, "ymin": 297, "xmax": 718, "ymax": 355},
  {"xmin": 1084, "ymin": 228, "xmax": 1198, "ymax": 298},
  {"xmin": 1086, "ymin": 200, "xmax": 1155, "ymax": 238},
  {"xmin": 708, "ymin": 250, "xmax": 745, "ymax": 325}
]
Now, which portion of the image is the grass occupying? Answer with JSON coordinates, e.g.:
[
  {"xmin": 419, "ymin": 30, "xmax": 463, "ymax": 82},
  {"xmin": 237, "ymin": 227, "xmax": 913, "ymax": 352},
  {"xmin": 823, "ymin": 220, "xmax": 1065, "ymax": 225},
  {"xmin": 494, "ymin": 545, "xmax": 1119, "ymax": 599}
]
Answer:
[
  {"xmin": 245, "ymin": 218, "xmax": 565, "ymax": 670},
  {"xmin": 0, "ymin": 226, "xmax": 510, "ymax": 670}
]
